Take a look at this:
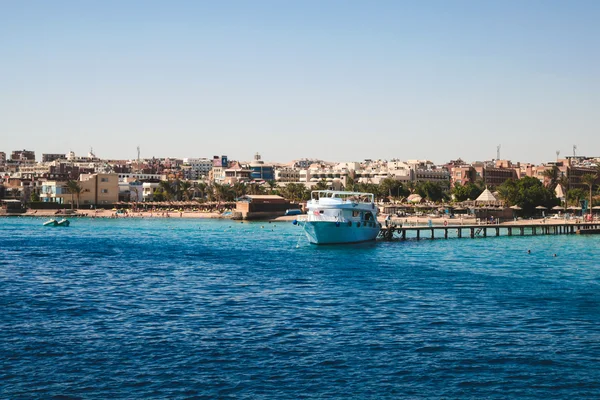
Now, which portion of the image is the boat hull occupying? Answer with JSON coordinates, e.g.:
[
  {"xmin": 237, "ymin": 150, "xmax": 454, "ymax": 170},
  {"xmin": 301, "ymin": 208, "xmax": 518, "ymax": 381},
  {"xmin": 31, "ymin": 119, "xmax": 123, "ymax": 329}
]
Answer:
[{"xmin": 304, "ymin": 221, "xmax": 380, "ymax": 245}]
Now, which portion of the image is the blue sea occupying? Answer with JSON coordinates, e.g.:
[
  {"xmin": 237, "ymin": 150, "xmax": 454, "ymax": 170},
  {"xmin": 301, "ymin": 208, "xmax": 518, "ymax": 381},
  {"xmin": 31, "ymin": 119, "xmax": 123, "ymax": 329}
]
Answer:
[{"xmin": 2, "ymin": 217, "xmax": 600, "ymax": 399}]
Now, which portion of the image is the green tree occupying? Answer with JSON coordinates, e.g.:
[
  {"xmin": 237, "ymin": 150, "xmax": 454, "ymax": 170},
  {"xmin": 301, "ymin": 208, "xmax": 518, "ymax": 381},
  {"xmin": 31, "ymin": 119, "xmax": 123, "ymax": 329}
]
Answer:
[
  {"xmin": 266, "ymin": 180, "xmax": 277, "ymax": 194},
  {"xmin": 180, "ymin": 181, "xmax": 192, "ymax": 201},
  {"xmin": 247, "ymin": 182, "xmax": 265, "ymax": 195},
  {"xmin": 158, "ymin": 180, "xmax": 175, "ymax": 201},
  {"xmin": 498, "ymin": 176, "xmax": 559, "ymax": 216},
  {"xmin": 451, "ymin": 182, "xmax": 484, "ymax": 202},
  {"xmin": 195, "ymin": 182, "xmax": 207, "ymax": 201},
  {"xmin": 212, "ymin": 183, "xmax": 235, "ymax": 202},
  {"xmin": 415, "ymin": 181, "xmax": 447, "ymax": 203},
  {"xmin": 567, "ymin": 188, "xmax": 585, "ymax": 207},
  {"xmin": 313, "ymin": 179, "xmax": 329, "ymax": 191},
  {"xmin": 542, "ymin": 166, "xmax": 560, "ymax": 190},
  {"xmin": 344, "ymin": 175, "xmax": 357, "ymax": 192},
  {"xmin": 30, "ymin": 191, "xmax": 40, "ymax": 202},
  {"xmin": 282, "ymin": 183, "xmax": 308, "ymax": 202},
  {"xmin": 152, "ymin": 188, "xmax": 165, "ymax": 202},
  {"xmin": 66, "ymin": 180, "xmax": 83, "ymax": 209},
  {"xmin": 379, "ymin": 177, "xmax": 409, "ymax": 200},
  {"xmin": 581, "ymin": 173, "xmax": 598, "ymax": 215},
  {"xmin": 232, "ymin": 182, "xmax": 246, "ymax": 199}
]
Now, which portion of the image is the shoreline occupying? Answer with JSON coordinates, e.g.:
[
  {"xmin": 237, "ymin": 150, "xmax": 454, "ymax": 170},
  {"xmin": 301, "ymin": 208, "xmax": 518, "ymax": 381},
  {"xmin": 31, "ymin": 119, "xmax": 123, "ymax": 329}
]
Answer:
[{"xmin": 1, "ymin": 210, "xmax": 592, "ymax": 226}]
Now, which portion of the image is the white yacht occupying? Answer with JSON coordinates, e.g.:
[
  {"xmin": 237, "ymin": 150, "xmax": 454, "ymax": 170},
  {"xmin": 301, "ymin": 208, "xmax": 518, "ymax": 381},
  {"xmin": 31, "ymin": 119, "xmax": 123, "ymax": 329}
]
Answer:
[{"xmin": 297, "ymin": 190, "xmax": 381, "ymax": 244}]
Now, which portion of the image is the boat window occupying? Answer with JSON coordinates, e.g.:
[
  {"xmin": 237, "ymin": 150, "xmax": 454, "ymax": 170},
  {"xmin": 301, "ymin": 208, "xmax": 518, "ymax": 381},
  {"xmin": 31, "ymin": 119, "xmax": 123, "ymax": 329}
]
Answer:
[{"xmin": 352, "ymin": 210, "xmax": 360, "ymax": 217}]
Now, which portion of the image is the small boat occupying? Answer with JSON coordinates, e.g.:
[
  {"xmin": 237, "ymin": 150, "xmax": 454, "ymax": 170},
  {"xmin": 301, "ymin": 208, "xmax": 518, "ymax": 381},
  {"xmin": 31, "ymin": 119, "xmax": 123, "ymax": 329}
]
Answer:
[
  {"xmin": 43, "ymin": 219, "xmax": 58, "ymax": 226},
  {"xmin": 57, "ymin": 219, "xmax": 70, "ymax": 227},
  {"xmin": 295, "ymin": 190, "xmax": 381, "ymax": 244},
  {"xmin": 284, "ymin": 209, "xmax": 302, "ymax": 216}
]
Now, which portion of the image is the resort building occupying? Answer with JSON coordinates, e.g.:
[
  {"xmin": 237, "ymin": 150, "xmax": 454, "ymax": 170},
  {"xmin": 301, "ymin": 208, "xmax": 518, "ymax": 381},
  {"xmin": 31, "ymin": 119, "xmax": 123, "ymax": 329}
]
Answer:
[
  {"xmin": 40, "ymin": 173, "xmax": 119, "ymax": 206},
  {"xmin": 274, "ymin": 167, "xmax": 300, "ymax": 182},
  {"xmin": 118, "ymin": 181, "xmax": 144, "ymax": 202},
  {"xmin": 116, "ymin": 172, "xmax": 163, "ymax": 182},
  {"xmin": 11, "ymin": 149, "xmax": 36, "ymax": 162},
  {"xmin": 299, "ymin": 163, "xmax": 349, "ymax": 187},
  {"xmin": 223, "ymin": 161, "xmax": 253, "ymax": 184},
  {"xmin": 142, "ymin": 182, "xmax": 160, "ymax": 202},
  {"xmin": 42, "ymin": 153, "xmax": 66, "ymax": 162},
  {"xmin": 249, "ymin": 153, "xmax": 275, "ymax": 181},
  {"xmin": 210, "ymin": 155, "xmax": 228, "ymax": 184},
  {"xmin": 182, "ymin": 158, "xmax": 213, "ymax": 180}
]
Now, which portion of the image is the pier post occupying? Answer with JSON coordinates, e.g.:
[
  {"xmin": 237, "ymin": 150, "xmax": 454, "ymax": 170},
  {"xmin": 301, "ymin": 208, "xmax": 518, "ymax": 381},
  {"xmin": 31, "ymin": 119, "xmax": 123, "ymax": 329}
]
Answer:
[
  {"xmin": 402, "ymin": 229, "xmax": 406, "ymax": 241},
  {"xmin": 431, "ymin": 229, "xmax": 434, "ymax": 240},
  {"xmin": 508, "ymin": 227, "xmax": 512, "ymax": 236},
  {"xmin": 470, "ymin": 228, "xmax": 475, "ymax": 238},
  {"xmin": 444, "ymin": 228, "xmax": 448, "ymax": 239},
  {"xmin": 416, "ymin": 230, "xmax": 420, "ymax": 240},
  {"xmin": 533, "ymin": 227, "xmax": 536, "ymax": 235},
  {"xmin": 483, "ymin": 227, "xmax": 487, "ymax": 237},
  {"xmin": 458, "ymin": 229, "xmax": 462, "ymax": 238},
  {"xmin": 520, "ymin": 227, "xmax": 524, "ymax": 236},
  {"xmin": 496, "ymin": 227, "xmax": 500, "ymax": 236}
]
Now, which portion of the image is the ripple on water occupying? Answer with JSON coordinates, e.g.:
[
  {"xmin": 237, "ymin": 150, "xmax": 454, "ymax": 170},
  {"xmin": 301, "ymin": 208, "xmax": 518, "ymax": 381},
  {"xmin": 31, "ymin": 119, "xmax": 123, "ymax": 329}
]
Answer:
[{"xmin": 1, "ymin": 218, "xmax": 600, "ymax": 398}]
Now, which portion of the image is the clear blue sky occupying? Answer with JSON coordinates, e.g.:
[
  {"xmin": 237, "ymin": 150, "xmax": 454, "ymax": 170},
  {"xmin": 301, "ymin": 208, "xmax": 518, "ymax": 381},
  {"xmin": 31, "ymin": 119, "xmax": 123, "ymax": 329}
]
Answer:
[{"xmin": 1, "ymin": 0, "xmax": 598, "ymax": 164}]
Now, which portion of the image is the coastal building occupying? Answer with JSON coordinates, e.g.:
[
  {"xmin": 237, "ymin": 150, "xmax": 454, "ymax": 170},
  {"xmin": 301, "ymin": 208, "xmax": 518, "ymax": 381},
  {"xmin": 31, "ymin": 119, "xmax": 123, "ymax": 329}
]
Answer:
[
  {"xmin": 527, "ymin": 158, "xmax": 598, "ymax": 191},
  {"xmin": 274, "ymin": 167, "xmax": 300, "ymax": 182},
  {"xmin": 41, "ymin": 173, "xmax": 118, "ymax": 206},
  {"xmin": 11, "ymin": 149, "xmax": 35, "ymax": 162},
  {"xmin": 142, "ymin": 182, "xmax": 160, "ymax": 202},
  {"xmin": 235, "ymin": 194, "xmax": 296, "ymax": 220},
  {"xmin": 116, "ymin": 172, "xmax": 163, "ymax": 182},
  {"xmin": 249, "ymin": 153, "xmax": 274, "ymax": 181},
  {"xmin": 182, "ymin": 158, "xmax": 212, "ymax": 180},
  {"xmin": 118, "ymin": 181, "xmax": 144, "ymax": 202},
  {"xmin": 299, "ymin": 162, "xmax": 349, "ymax": 187},
  {"xmin": 210, "ymin": 155, "xmax": 228, "ymax": 183},
  {"xmin": 42, "ymin": 153, "xmax": 66, "ymax": 162},
  {"xmin": 223, "ymin": 161, "xmax": 252, "ymax": 184},
  {"xmin": 0, "ymin": 152, "xmax": 6, "ymax": 165},
  {"xmin": 450, "ymin": 160, "xmax": 518, "ymax": 188},
  {"xmin": 293, "ymin": 158, "xmax": 324, "ymax": 169}
]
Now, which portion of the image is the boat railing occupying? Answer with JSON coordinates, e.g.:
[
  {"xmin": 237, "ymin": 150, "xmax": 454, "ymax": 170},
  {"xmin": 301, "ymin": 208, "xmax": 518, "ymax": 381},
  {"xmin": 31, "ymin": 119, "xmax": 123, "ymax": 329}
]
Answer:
[{"xmin": 304, "ymin": 214, "xmax": 344, "ymax": 222}]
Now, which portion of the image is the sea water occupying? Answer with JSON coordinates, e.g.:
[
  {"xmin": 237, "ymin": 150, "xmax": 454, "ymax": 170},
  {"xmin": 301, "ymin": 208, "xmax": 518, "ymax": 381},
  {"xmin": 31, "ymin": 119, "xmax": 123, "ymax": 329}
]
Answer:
[{"xmin": 1, "ymin": 217, "xmax": 600, "ymax": 398}]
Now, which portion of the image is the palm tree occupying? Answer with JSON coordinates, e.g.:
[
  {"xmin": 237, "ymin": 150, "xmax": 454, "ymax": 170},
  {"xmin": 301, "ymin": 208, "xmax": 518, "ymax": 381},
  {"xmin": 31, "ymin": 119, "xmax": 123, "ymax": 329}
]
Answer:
[
  {"xmin": 581, "ymin": 173, "xmax": 597, "ymax": 217},
  {"xmin": 542, "ymin": 166, "xmax": 559, "ymax": 190},
  {"xmin": 232, "ymin": 182, "xmax": 246, "ymax": 199},
  {"xmin": 158, "ymin": 180, "xmax": 174, "ymax": 201},
  {"xmin": 196, "ymin": 182, "xmax": 207, "ymax": 202},
  {"xmin": 180, "ymin": 181, "xmax": 192, "ymax": 201},
  {"xmin": 266, "ymin": 180, "xmax": 277, "ymax": 194},
  {"xmin": 313, "ymin": 179, "xmax": 329, "ymax": 191},
  {"xmin": 247, "ymin": 183, "xmax": 265, "ymax": 195},
  {"xmin": 66, "ymin": 180, "xmax": 82, "ymax": 209}
]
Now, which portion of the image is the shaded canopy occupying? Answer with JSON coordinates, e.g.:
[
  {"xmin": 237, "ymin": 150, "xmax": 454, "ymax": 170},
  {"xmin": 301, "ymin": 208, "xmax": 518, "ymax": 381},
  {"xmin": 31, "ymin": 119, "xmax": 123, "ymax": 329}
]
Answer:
[{"xmin": 475, "ymin": 188, "xmax": 497, "ymax": 203}]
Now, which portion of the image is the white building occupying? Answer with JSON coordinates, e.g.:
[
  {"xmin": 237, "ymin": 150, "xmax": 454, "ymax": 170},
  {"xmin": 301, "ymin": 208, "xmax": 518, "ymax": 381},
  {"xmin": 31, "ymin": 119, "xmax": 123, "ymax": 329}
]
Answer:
[{"xmin": 183, "ymin": 158, "xmax": 213, "ymax": 180}]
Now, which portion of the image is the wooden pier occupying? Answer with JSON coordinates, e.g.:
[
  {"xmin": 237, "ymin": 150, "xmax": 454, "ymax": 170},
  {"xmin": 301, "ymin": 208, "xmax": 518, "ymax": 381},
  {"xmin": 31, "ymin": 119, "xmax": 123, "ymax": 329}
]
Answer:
[{"xmin": 379, "ymin": 222, "xmax": 600, "ymax": 241}]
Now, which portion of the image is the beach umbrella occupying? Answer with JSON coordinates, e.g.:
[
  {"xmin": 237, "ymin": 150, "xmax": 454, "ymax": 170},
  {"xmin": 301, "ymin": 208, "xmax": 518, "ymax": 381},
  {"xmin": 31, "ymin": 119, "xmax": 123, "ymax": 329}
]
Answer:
[
  {"xmin": 592, "ymin": 206, "xmax": 600, "ymax": 210},
  {"xmin": 510, "ymin": 205, "xmax": 522, "ymax": 210},
  {"xmin": 552, "ymin": 205, "xmax": 565, "ymax": 210},
  {"xmin": 535, "ymin": 206, "xmax": 547, "ymax": 210}
]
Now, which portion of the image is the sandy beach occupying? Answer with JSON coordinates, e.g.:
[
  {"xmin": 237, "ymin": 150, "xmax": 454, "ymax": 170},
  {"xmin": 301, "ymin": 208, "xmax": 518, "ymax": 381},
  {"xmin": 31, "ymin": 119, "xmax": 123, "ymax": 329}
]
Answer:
[
  {"xmin": 8, "ymin": 209, "xmax": 594, "ymax": 226},
  {"xmin": 21, "ymin": 209, "xmax": 223, "ymax": 219}
]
